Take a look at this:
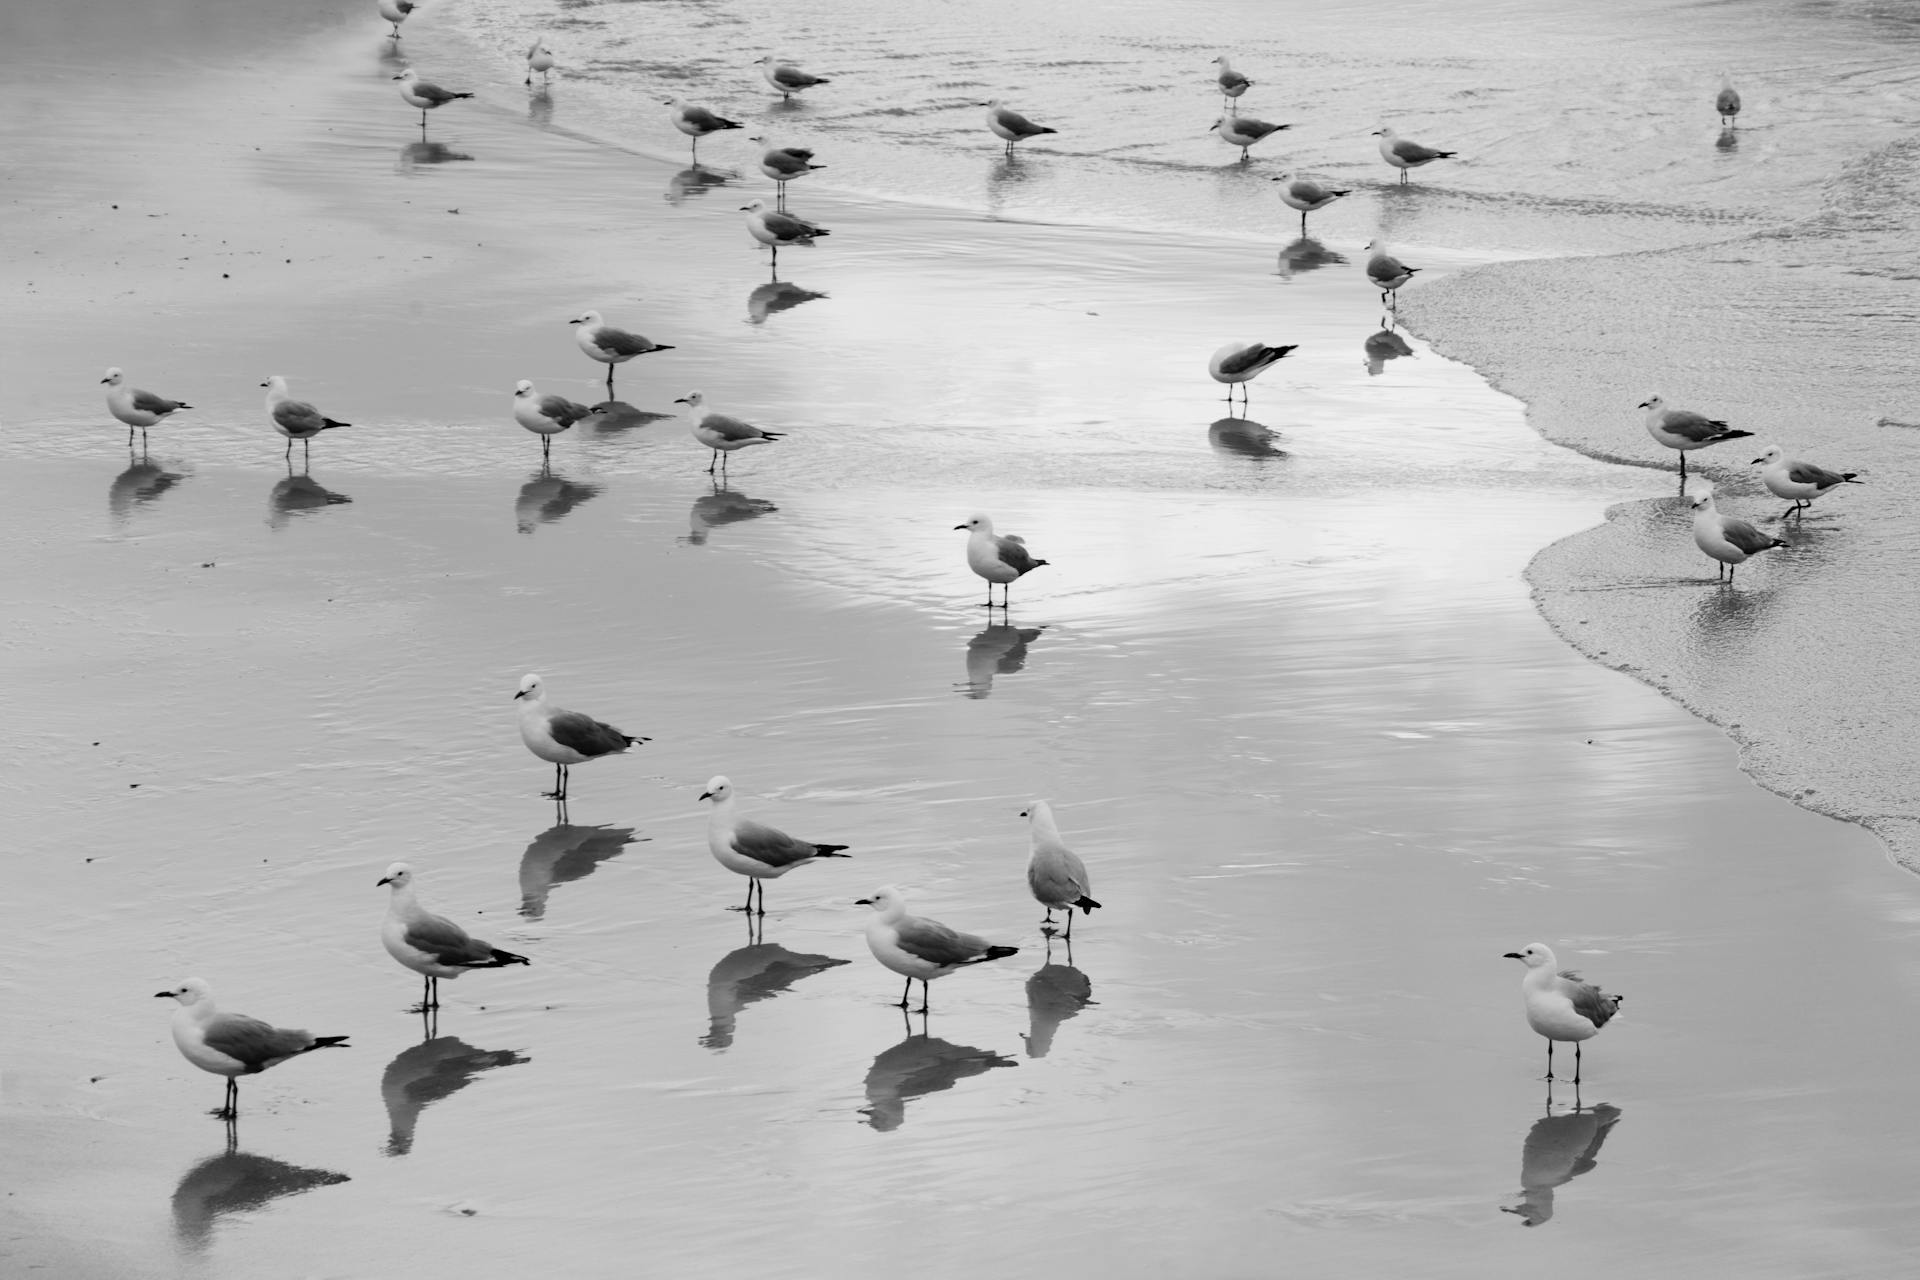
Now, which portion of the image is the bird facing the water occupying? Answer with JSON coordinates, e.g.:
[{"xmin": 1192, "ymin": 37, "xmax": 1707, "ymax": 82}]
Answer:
[
  {"xmin": 956, "ymin": 513, "xmax": 1048, "ymax": 609},
  {"xmin": 1023, "ymin": 800, "xmax": 1100, "ymax": 938},
  {"xmin": 1208, "ymin": 340, "xmax": 1297, "ymax": 404},
  {"xmin": 377, "ymin": 0, "xmax": 415, "ymax": 40},
  {"xmin": 1638, "ymin": 395, "xmax": 1753, "ymax": 483},
  {"xmin": 156, "ymin": 978, "xmax": 349, "ymax": 1119},
  {"xmin": 1503, "ymin": 944, "xmax": 1621, "ymax": 1083},
  {"xmin": 1689, "ymin": 490, "xmax": 1787, "ymax": 583},
  {"xmin": 1716, "ymin": 75, "xmax": 1742, "ymax": 127},
  {"xmin": 699, "ymin": 775, "xmax": 852, "ymax": 915},
  {"xmin": 526, "ymin": 36, "xmax": 555, "ymax": 86},
  {"xmin": 378, "ymin": 862, "xmax": 530, "ymax": 1010}
]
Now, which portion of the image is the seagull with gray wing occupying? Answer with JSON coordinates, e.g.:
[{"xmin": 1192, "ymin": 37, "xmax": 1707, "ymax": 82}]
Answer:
[
  {"xmin": 1211, "ymin": 55, "xmax": 1252, "ymax": 110},
  {"xmin": 749, "ymin": 136, "xmax": 824, "ymax": 209},
  {"xmin": 1023, "ymin": 800, "xmax": 1100, "ymax": 938},
  {"xmin": 740, "ymin": 199, "xmax": 829, "ymax": 265},
  {"xmin": 1363, "ymin": 239, "xmax": 1420, "ymax": 308},
  {"xmin": 378, "ymin": 862, "xmax": 529, "ymax": 1010},
  {"xmin": 857, "ymin": 886, "xmax": 1018, "ymax": 1013},
  {"xmin": 1689, "ymin": 490, "xmax": 1786, "ymax": 583},
  {"xmin": 1373, "ymin": 127, "xmax": 1456, "ymax": 183},
  {"xmin": 957, "ymin": 513, "xmax": 1049, "ymax": 609},
  {"xmin": 981, "ymin": 100, "xmax": 1057, "ymax": 154},
  {"xmin": 514, "ymin": 673, "xmax": 648, "ymax": 801},
  {"xmin": 673, "ymin": 390, "xmax": 784, "ymax": 475},
  {"xmin": 394, "ymin": 68, "xmax": 474, "ymax": 133},
  {"xmin": 1271, "ymin": 173, "xmax": 1351, "ymax": 234},
  {"xmin": 261, "ymin": 375, "xmax": 349, "ymax": 463},
  {"xmin": 1208, "ymin": 340, "xmax": 1297, "ymax": 405},
  {"xmin": 1211, "ymin": 113, "xmax": 1290, "ymax": 161},
  {"xmin": 699, "ymin": 775, "xmax": 851, "ymax": 915},
  {"xmin": 1639, "ymin": 395, "xmax": 1753, "ymax": 483},
  {"xmin": 664, "ymin": 97, "xmax": 743, "ymax": 159},
  {"xmin": 1503, "ymin": 944, "xmax": 1622, "ymax": 1083},
  {"xmin": 512, "ymin": 379, "xmax": 594, "ymax": 460},
  {"xmin": 1751, "ymin": 444, "xmax": 1861, "ymax": 517},
  {"xmin": 570, "ymin": 310, "xmax": 675, "ymax": 396},
  {"xmin": 103, "ymin": 367, "xmax": 191, "ymax": 447},
  {"xmin": 756, "ymin": 55, "xmax": 830, "ymax": 101},
  {"xmin": 156, "ymin": 978, "xmax": 349, "ymax": 1120}
]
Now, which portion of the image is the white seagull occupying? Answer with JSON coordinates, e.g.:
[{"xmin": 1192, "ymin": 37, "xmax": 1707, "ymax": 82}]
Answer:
[
  {"xmin": 377, "ymin": 0, "xmax": 415, "ymax": 40},
  {"xmin": 1208, "ymin": 340, "xmax": 1297, "ymax": 405},
  {"xmin": 1716, "ymin": 75, "xmax": 1742, "ymax": 128},
  {"xmin": 699, "ymin": 775, "xmax": 851, "ymax": 915},
  {"xmin": 664, "ymin": 97, "xmax": 743, "ymax": 159},
  {"xmin": 673, "ymin": 390, "xmax": 784, "ymax": 475},
  {"xmin": 103, "ymin": 367, "xmax": 191, "ymax": 447},
  {"xmin": 1689, "ymin": 490, "xmax": 1787, "ymax": 583},
  {"xmin": 156, "ymin": 978, "xmax": 349, "ymax": 1119},
  {"xmin": 526, "ymin": 36, "xmax": 555, "ymax": 86},
  {"xmin": 261, "ymin": 375, "xmax": 349, "ymax": 463},
  {"xmin": 1638, "ymin": 395, "xmax": 1753, "ymax": 483},
  {"xmin": 1363, "ymin": 240, "xmax": 1420, "ymax": 306},
  {"xmin": 1211, "ymin": 113, "xmax": 1290, "ymax": 161},
  {"xmin": 514, "ymin": 673, "xmax": 648, "ymax": 801},
  {"xmin": 1751, "ymin": 445, "xmax": 1861, "ymax": 517},
  {"xmin": 378, "ymin": 862, "xmax": 530, "ymax": 1010},
  {"xmin": 856, "ymin": 886, "xmax": 1019, "ymax": 1013},
  {"xmin": 1271, "ymin": 173, "xmax": 1351, "ymax": 234},
  {"xmin": 1211, "ymin": 55, "xmax": 1251, "ymax": 109},
  {"xmin": 749, "ymin": 136, "xmax": 824, "ymax": 207},
  {"xmin": 512, "ymin": 380, "xmax": 594, "ymax": 460},
  {"xmin": 570, "ymin": 310, "xmax": 674, "ymax": 396},
  {"xmin": 1023, "ymin": 800, "xmax": 1100, "ymax": 938},
  {"xmin": 956, "ymin": 513, "xmax": 1049, "ymax": 609},
  {"xmin": 1503, "ymin": 944, "xmax": 1622, "ymax": 1083},
  {"xmin": 393, "ymin": 68, "xmax": 474, "ymax": 131},
  {"xmin": 757, "ymin": 55, "xmax": 830, "ymax": 100},
  {"xmin": 981, "ymin": 100, "xmax": 1057, "ymax": 154},
  {"xmin": 1373, "ymin": 127, "xmax": 1456, "ymax": 183},
  {"xmin": 740, "ymin": 199, "xmax": 829, "ymax": 263}
]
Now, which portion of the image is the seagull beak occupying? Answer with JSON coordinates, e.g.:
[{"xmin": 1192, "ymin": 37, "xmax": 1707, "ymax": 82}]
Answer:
[
  {"xmin": 1502, "ymin": 951, "xmax": 1523, "ymax": 959},
  {"xmin": 673, "ymin": 397, "xmax": 690, "ymax": 405},
  {"xmin": 697, "ymin": 791, "xmax": 713, "ymax": 801},
  {"xmin": 259, "ymin": 380, "xmax": 270, "ymax": 388},
  {"xmin": 1751, "ymin": 456, "xmax": 1766, "ymax": 464},
  {"xmin": 567, "ymin": 318, "xmax": 582, "ymax": 325},
  {"xmin": 1018, "ymin": 809, "xmax": 1029, "ymax": 818},
  {"xmin": 854, "ymin": 897, "xmax": 874, "ymax": 906},
  {"xmin": 377, "ymin": 876, "xmax": 393, "ymax": 886},
  {"xmin": 1637, "ymin": 400, "xmax": 1651, "ymax": 408},
  {"xmin": 952, "ymin": 523, "xmax": 968, "ymax": 530},
  {"xmin": 100, "ymin": 376, "xmax": 111, "ymax": 384},
  {"xmin": 512, "ymin": 690, "xmax": 526, "ymax": 700},
  {"xmin": 153, "ymin": 990, "xmax": 173, "ymax": 999}
]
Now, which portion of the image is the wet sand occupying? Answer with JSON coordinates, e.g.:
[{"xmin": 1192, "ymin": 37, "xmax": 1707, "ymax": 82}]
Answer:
[{"xmin": 7, "ymin": 2, "xmax": 1920, "ymax": 1276}]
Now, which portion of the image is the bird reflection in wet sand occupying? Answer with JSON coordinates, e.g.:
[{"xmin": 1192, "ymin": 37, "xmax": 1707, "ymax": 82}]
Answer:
[
  {"xmin": 1208, "ymin": 416, "xmax": 1286, "ymax": 459},
  {"xmin": 1022, "ymin": 939, "xmax": 1093, "ymax": 1059},
  {"xmin": 702, "ymin": 924, "xmax": 850, "ymax": 1050},
  {"xmin": 959, "ymin": 622, "xmax": 1044, "ymax": 699},
  {"xmin": 665, "ymin": 164, "xmax": 736, "ymax": 206},
  {"xmin": 1275, "ymin": 236, "xmax": 1347, "ymax": 281},
  {"xmin": 1716, "ymin": 127, "xmax": 1738, "ymax": 152},
  {"xmin": 1501, "ymin": 1093, "xmax": 1623, "ymax": 1226},
  {"xmin": 748, "ymin": 279, "xmax": 829, "ymax": 325},
  {"xmin": 519, "ymin": 821, "xmax": 637, "ymax": 919},
  {"xmin": 381, "ymin": 1022, "xmax": 530, "ymax": 1156},
  {"xmin": 1364, "ymin": 327, "xmax": 1415, "ymax": 376},
  {"xmin": 528, "ymin": 86, "xmax": 553, "ymax": 127},
  {"xmin": 399, "ymin": 139, "xmax": 474, "ymax": 169},
  {"xmin": 171, "ymin": 1128, "xmax": 350, "ymax": 1253},
  {"xmin": 109, "ymin": 450, "xmax": 187, "ymax": 527},
  {"xmin": 588, "ymin": 402, "xmax": 674, "ymax": 435},
  {"xmin": 681, "ymin": 480, "xmax": 778, "ymax": 545},
  {"xmin": 516, "ymin": 465, "xmax": 604, "ymax": 534},
  {"xmin": 860, "ymin": 1013, "xmax": 1017, "ymax": 1131},
  {"xmin": 268, "ymin": 466, "xmax": 352, "ymax": 529}
]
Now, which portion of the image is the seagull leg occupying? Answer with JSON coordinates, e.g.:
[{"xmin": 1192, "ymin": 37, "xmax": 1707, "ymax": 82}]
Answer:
[
  {"xmin": 896, "ymin": 977, "xmax": 912, "ymax": 1009},
  {"xmin": 1573, "ymin": 1043, "xmax": 1583, "ymax": 1084},
  {"xmin": 606, "ymin": 365, "xmax": 615, "ymax": 397},
  {"xmin": 1679, "ymin": 453, "xmax": 1687, "ymax": 485},
  {"xmin": 916, "ymin": 980, "xmax": 931, "ymax": 1016},
  {"xmin": 753, "ymin": 880, "xmax": 765, "ymax": 916},
  {"xmin": 420, "ymin": 974, "xmax": 431, "ymax": 1011},
  {"xmin": 1544, "ymin": 1040, "xmax": 1555, "ymax": 1081},
  {"xmin": 707, "ymin": 450, "xmax": 719, "ymax": 475}
]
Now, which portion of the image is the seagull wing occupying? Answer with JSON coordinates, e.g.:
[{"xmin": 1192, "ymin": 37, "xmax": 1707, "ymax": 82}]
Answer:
[
  {"xmin": 402, "ymin": 910, "xmax": 499, "ymax": 966},
  {"xmin": 546, "ymin": 709, "xmax": 638, "ymax": 757},
  {"xmin": 132, "ymin": 389, "xmax": 186, "ymax": 413},
  {"xmin": 201, "ymin": 1012, "xmax": 326, "ymax": 1071},
  {"xmin": 893, "ymin": 915, "xmax": 995, "ymax": 966},
  {"xmin": 729, "ymin": 819, "xmax": 830, "ymax": 869}
]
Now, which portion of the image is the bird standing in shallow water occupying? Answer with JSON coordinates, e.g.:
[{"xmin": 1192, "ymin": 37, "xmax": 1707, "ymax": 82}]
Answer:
[
  {"xmin": 1639, "ymin": 395, "xmax": 1753, "ymax": 484},
  {"xmin": 377, "ymin": 0, "xmax": 415, "ymax": 40},
  {"xmin": 1373, "ymin": 127, "xmax": 1456, "ymax": 183},
  {"xmin": 1212, "ymin": 114, "xmax": 1290, "ymax": 161},
  {"xmin": 1751, "ymin": 445, "xmax": 1861, "ymax": 517},
  {"xmin": 664, "ymin": 98, "xmax": 743, "ymax": 160},
  {"xmin": 526, "ymin": 36, "xmax": 555, "ymax": 86},
  {"xmin": 1503, "ymin": 944, "xmax": 1621, "ymax": 1083},
  {"xmin": 756, "ymin": 55, "xmax": 830, "ymax": 101},
  {"xmin": 156, "ymin": 979, "xmax": 349, "ymax": 1120},
  {"xmin": 394, "ymin": 68, "xmax": 474, "ymax": 133},
  {"xmin": 514, "ymin": 673, "xmax": 647, "ymax": 801},
  {"xmin": 1211, "ymin": 55, "xmax": 1251, "ymax": 110},
  {"xmin": 570, "ymin": 310, "xmax": 674, "ymax": 397},
  {"xmin": 699, "ymin": 775, "xmax": 851, "ymax": 915},
  {"xmin": 378, "ymin": 863, "xmax": 529, "ymax": 1010},
  {"xmin": 261, "ymin": 375, "xmax": 349, "ymax": 463},
  {"xmin": 512, "ymin": 379, "xmax": 593, "ymax": 460},
  {"xmin": 674, "ymin": 390, "xmax": 784, "ymax": 475},
  {"xmin": 1272, "ymin": 173, "xmax": 1351, "ymax": 235},
  {"xmin": 1023, "ymin": 801, "xmax": 1100, "ymax": 938},
  {"xmin": 740, "ymin": 200, "xmax": 829, "ymax": 265},
  {"xmin": 103, "ymin": 367, "xmax": 190, "ymax": 447},
  {"xmin": 1717, "ymin": 75, "xmax": 1742, "ymax": 128},
  {"xmin": 1209, "ymin": 340, "xmax": 1296, "ymax": 405},
  {"xmin": 857, "ymin": 886, "xmax": 1019, "ymax": 1014},
  {"xmin": 981, "ymin": 100, "xmax": 1057, "ymax": 154},
  {"xmin": 957, "ymin": 513, "xmax": 1048, "ymax": 609},
  {"xmin": 1363, "ymin": 240, "xmax": 1419, "ymax": 307},
  {"xmin": 1689, "ymin": 490, "xmax": 1787, "ymax": 583}
]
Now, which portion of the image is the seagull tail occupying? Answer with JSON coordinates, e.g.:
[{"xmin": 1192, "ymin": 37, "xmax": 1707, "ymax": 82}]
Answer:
[
  {"xmin": 718, "ymin": 118, "xmax": 744, "ymax": 130},
  {"xmin": 759, "ymin": 431, "xmax": 788, "ymax": 440},
  {"xmin": 650, "ymin": 344, "xmax": 677, "ymax": 352},
  {"xmin": 621, "ymin": 734, "xmax": 652, "ymax": 747},
  {"xmin": 1035, "ymin": 126, "xmax": 1059, "ymax": 135},
  {"xmin": 451, "ymin": 92, "xmax": 477, "ymax": 101},
  {"xmin": 1073, "ymin": 895, "xmax": 1102, "ymax": 915},
  {"xmin": 811, "ymin": 844, "xmax": 851, "ymax": 857},
  {"xmin": 972, "ymin": 945, "xmax": 1020, "ymax": 964},
  {"xmin": 485, "ymin": 948, "xmax": 532, "ymax": 967},
  {"xmin": 307, "ymin": 1036, "xmax": 352, "ymax": 1052},
  {"xmin": 1842, "ymin": 473, "xmax": 1863, "ymax": 483},
  {"xmin": 1436, "ymin": 149, "xmax": 1459, "ymax": 158},
  {"xmin": 1718, "ymin": 429, "xmax": 1755, "ymax": 441},
  {"xmin": 321, "ymin": 419, "xmax": 351, "ymax": 430}
]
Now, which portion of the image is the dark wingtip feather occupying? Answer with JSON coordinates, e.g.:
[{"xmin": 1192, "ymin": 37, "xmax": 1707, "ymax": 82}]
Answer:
[
  {"xmin": 322, "ymin": 419, "xmax": 351, "ymax": 429},
  {"xmin": 622, "ymin": 734, "xmax": 651, "ymax": 747},
  {"xmin": 812, "ymin": 844, "xmax": 851, "ymax": 857},
  {"xmin": 1074, "ymin": 895, "xmax": 1102, "ymax": 914},
  {"xmin": 760, "ymin": 431, "xmax": 787, "ymax": 440},
  {"xmin": 981, "ymin": 945, "xmax": 1019, "ymax": 961},
  {"xmin": 491, "ymin": 949, "xmax": 532, "ymax": 967},
  {"xmin": 311, "ymin": 1036, "xmax": 351, "ymax": 1050}
]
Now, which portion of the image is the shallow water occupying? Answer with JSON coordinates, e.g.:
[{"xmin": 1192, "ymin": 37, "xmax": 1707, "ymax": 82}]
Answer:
[{"xmin": 6, "ymin": 0, "xmax": 1920, "ymax": 1275}]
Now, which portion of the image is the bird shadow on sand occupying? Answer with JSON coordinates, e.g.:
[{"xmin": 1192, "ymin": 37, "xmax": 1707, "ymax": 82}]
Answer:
[
  {"xmin": 665, "ymin": 164, "xmax": 738, "ymax": 206},
  {"xmin": 747, "ymin": 279, "xmax": 829, "ymax": 325},
  {"xmin": 515, "ymin": 465, "xmax": 604, "ymax": 533},
  {"xmin": 680, "ymin": 480, "xmax": 779, "ymax": 545},
  {"xmin": 398, "ymin": 140, "xmax": 474, "ymax": 170},
  {"xmin": 1208, "ymin": 415, "xmax": 1287, "ymax": 459},
  {"xmin": 1022, "ymin": 938, "xmax": 1094, "ymax": 1059},
  {"xmin": 268, "ymin": 467, "xmax": 352, "ymax": 529},
  {"xmin": 1364, "ymin": 326, "xmax": 1415, "ymax": 376},
  {"xmin": 171, "ymin": 1128, "xmax": 350, "ymax": 1254},
  {"xmin": 859, "ymin": 1011, "xmax": 1018, "ymax": 1131},
  {"xmin": 957, "ymin": 622, "xmax": 1045, "ymax": 698},
  {"xmin": 519, "ymin": 820, "xmax": 638, "ymax": 920},
  {"xmin": 109, "ymin": 449, "xmax": 188, "ymax": 528},
  {"xmin": 1275, "ymin": 235, "xmax": 1347, "ymax": 280},
  {"xmin": 702, "ymin": 921, "xmax": 851, "ymax": 1051},
  {"xmin": 380, "ymin": 1015, "xmax": 530, "ymax": 1157},
  {"xmin": 588, "ymin": 401, "xmax": 675, "ymax": 435},
  {"xmin": 1500, "ymin": 1086, "xmax": 1623, "ymax": 1227}
]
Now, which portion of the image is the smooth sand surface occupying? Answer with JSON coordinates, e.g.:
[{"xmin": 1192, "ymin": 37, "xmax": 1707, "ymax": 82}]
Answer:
[{"xmin": 6, "ymin": 1, "xmax": 1920, "ymax": 1276}]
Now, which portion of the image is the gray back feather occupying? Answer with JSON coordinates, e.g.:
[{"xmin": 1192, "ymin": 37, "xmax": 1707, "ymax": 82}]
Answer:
[
  {"xmin": 894, "ymin": 915, "xmax": 993, "ymax": 967},
  {"xmin": 546, "ymin": 709, "xmax": 634, "ymax": 757},
  {"xmin": 729, "ymin": 819, "xmax": 825, "ymax": 869},
  {"xmin": 202, "ymin": 1012, "xmax": 319, "ymax": 1069},
  {"xmin": 404, "ymin": 910, "xmax": 496, "ymax": 965},
  {"xmin": 1558, "ymin": 971, "xmax": 1622, "ymax": 1030},
  {"xmin": 1720, "ymin": 518, "xmax": 1781, "ymax": 555}
]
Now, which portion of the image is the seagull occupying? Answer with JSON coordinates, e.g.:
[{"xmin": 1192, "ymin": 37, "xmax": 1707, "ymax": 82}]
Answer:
[
  {"xmin": 526, "ymin": 36, "xmax": 555, "ymax": 86},
  {"xmin": 1208, "ymin": 340, "xmax": 1297, "ymax": 404},
  {"xmin": 102, "ymin": 367, "xmax": 190, "ymax": 447},
  {"xmin": 698, "ymin": 776, "xmax": 851, "ymax": 915},
  {"xmin": 260, "ymin": 376, "xmax": 349, "ymax": 463},
  {"xmin": 570, "ymin": 310, "xmax": 674, "ymax": 396},
  {"xmin": 664, "ymin": 98, "xmax": 743, "ymax": 159},
  {"xmin": 1022, "ymin": 801, "xmax": 1100, "ymax": 938},
  {"xmin": 1503, "ymin": 944, "xmax": 1621, "ymax": 1083},
  {"xmin": 740, "ymin": 199, "xmax": 828, "ymax": 263},
  {"xmin": 673, "ymin": 390, "xmax": 784, "ymax": 475},
  {"xmin": 1638, "ymin": 395, "xmax": 1753, "ymax": 483},
  {"xmin": 956, "ymin": 513, "xmax": 1048, "ymax": 609},
  {"xmin": 156, "ymin": 978, "xmax": 348, "ymax": 1120},
  {"xmin": 1689, "ymin": 490, "xmax": 1787, "ymax": 583},
  {"xmin": 1717, "ymin": 75, "xmax": 1742, "ymax": 128},
  {"xmin": 393, "ymin": 68, "xmax": 474, "ymax": 132},
  {"xmin": 377, "ymin": 0, "xmax": 415, "ymax": 40},
  {"xmin": 512, "ymin": 380, "xmax": 594, "ymax": 460},
  {"xmin": 748, "ymin": 136, "xmax": 824, "ymax": 208},
  {"xmin": 1211, "ymin": 55, "xmax": 1251, "ymax": 109},
  {"xmin": 1271, "ymin": 173, "xmax": 1351, "ymax": 234},
  {"xmin": 1211, "ymin": 114, "xmax": 1290, "ymax": 161},
  {"xmin": 756, "ymin": 55, "xmax": 830, "ymax": 100},
  {"xmin": 1373, "ymin": 127, "xmax": 1456, "ymax": 183},
  {"xmin": 1751, "ymin": 445, "xmax": 1861, "ymax": 517},
  {"xmin": 378, "ymin": 862, "xmax": 530, "ymax": 1010},
  {"xmin": 855, "ymin": 886, "xmax": 1019, "ymax": 1014},
  {"xmin": 981, "ymin": 100, "xmax": 1057, "ymax": 154},
  {"xmin": 1363, "ymin": 240, "xmax": 1419, "ymax": 306},
  {"xmin": 513, "ymin": 673, "xmax": 648, "ymax": 801}
]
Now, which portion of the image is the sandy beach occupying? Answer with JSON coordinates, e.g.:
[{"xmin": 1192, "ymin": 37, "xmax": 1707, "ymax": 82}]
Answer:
[{"xmin": 6, "ymin": 0, "xmax": 1920, "ymax": 1275}]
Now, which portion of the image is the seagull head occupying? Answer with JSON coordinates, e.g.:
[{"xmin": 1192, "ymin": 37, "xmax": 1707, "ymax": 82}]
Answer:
[
  {"xmin": 1209, "ymin": 117, "xmax": 1223, "ymax": 131},
  {"xmin": 1687, "ymin": 490, "xmax": 1715, "ymax": 511},
  {"xmin": 697, "ymin": 775, "xmax": 732, "ymax": 804},
  {"xmin": 513, "ymin": 673, "xmax": 543, "ymax": 702},
  {"xmin": 377, "ymin": 861, "xmax": 414, "ymax": 888},
  {"xmin": 954, "ymin": 513, "xmax": 993, "ymax": 533},
  {"xmin": 1751, "ymin": 445, "xmax": 1784, "ymax": 465},
  {"xmin": 979, "ymin": 99, "xmax": 1003, "ymax": 109},
  {"xmin": 102, "ymin": 367, "xmax": 124, "ymax": 386},
  {"xmin": 1638, "ymin": 395, "xmax": 1664, "ymax": 410},
  {"xmin": 569, "ymin": 311, "xmax": 601, "ymax": 327},
  {"xmin": 1502, "ymin": 943, "xmax": 1555, "ymax": 969},
  {"xmin": 1372, "ymin": 127, "xmax": 1395, "ymax": 139},
  {"xmin": 261, "ymin": 375, "xmax": 287, "ymax": 394},
  {"xmin": 393, "ymin": 67, "xmax": 416, "ymax": 82},
  {"xmin": 739, "ymin": 201, "xmax": 766, "ymax": 213},
  {"xmin": 854, "ymin": 885, "xmax": 905, "ymax": 914},
  {"xmin": 1020, "ymin": 799, "xmax": 1051, "ymax": 821},
  {"xmin": 155, "ymin": 977, "xmax": 212, "ymax": 1005},
  {"xmin": 673, "ymin": 390, "xmax": 704, "ymax": 409},
  {"xmin": 1212, "ymin": 54, "xmax": 1230, "ymax": 66},
  {"xmin": 514, "ymin": 379, "xmax": 535, "ymax": 397}
]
